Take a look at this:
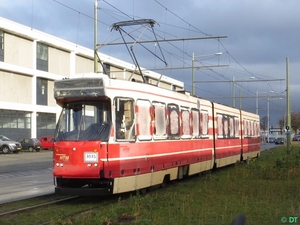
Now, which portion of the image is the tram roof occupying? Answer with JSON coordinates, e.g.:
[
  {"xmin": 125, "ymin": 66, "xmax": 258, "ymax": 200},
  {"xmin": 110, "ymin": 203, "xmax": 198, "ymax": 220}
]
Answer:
[{"xmin": 69, "ymin": 72, "xmax": 184, "ymax": 91}]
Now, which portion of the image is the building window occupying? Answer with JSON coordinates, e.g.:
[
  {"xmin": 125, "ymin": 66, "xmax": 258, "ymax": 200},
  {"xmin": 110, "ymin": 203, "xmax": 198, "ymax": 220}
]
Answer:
[
  {"xmin": 0, "ymin": 110, "xmax": 31, "ymax": 140},
  {"xmin": 103, "ymin": 63, "xmax": 110, "ymax": 76},
  {"xmin": 36, "ymin": 113, "xmax": 56, "ymax": 138},
  {"xmin": 37, "ymin": 113, "xmax": 56, "ymax": 130},
  {"xmin": 36, "ymin": 113, "xmax": 56, "ymax": 131},
  {"xmin": 36, "ymin": 42, "xmax": 48, "ymax": 71},
  {"xmin": 36, "ymin": 78, "xmax": 48, "ymax": 105},
  {"xmin": 0, "ymin": 30, "xmax": 4, "ymax": 62}
]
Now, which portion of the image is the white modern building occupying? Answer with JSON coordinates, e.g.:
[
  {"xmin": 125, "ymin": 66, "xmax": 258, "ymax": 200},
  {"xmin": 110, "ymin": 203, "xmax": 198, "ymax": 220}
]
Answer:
[{"xmin": 0, "ymin": 17, "xmax": 183, "ymax": 140}]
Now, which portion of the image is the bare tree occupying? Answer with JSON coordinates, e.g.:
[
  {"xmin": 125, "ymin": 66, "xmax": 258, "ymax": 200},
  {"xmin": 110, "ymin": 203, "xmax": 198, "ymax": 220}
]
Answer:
[
  {"xmin": 261, "ymin": 116, "xmax": 268, "ymax": 132},
  {"xmin": 291, "ymin": 111, "xmax": 300, "ymax": 134},
  {"xmin": 278, "ymin": 116, "xmax": 284, "ymax": 128}
]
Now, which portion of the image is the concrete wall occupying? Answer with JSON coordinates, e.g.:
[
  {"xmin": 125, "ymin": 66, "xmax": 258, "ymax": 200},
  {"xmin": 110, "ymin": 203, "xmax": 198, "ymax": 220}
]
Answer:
[
  {"xmin": 4, "ymin": 33, "xmax": 33, "ymax": 68},
  {"xmin": 76, "ymin": 55, "xmax": 94, "ymax": 74},
  {"xmin": 47, "ymin": 80, "xmax": 56, "ymax": 107},
  {"xmin": 0, "ymin": 71, "xmax": 32, "ymax": 104},
  {"xmin": 49, "ymin": 47, "xmax": 70, "ymax": 76}
]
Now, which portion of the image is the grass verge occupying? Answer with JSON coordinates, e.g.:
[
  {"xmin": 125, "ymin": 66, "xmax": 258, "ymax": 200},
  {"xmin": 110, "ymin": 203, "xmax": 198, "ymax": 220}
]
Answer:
[
  {"xmin": 1, "ymin": 145, "xmax": 300, "ymax": 225},
  {"xmin": 90, "ymin": 145, "xmax": 300, "ymax": 225}
]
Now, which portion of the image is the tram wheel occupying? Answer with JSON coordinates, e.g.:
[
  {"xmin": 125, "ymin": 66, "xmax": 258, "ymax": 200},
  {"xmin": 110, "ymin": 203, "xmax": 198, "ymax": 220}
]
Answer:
[
  {"xmin": 140, "ymin": 188, "xmax": 147, "ymax": 194},
  {"xmin": 161, "ymin": 175, "xmax": 170, "ymax": 188}
]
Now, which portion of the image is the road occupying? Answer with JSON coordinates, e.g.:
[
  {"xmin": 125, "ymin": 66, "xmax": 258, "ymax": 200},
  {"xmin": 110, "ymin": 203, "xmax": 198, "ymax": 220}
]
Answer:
[
  {"xmin": 0, "ymin": 150, "xmax": 54, "ymax": 204},
  {"xmin": 260, "ymin": 142, "xmax": 284, "ymax": 152}
]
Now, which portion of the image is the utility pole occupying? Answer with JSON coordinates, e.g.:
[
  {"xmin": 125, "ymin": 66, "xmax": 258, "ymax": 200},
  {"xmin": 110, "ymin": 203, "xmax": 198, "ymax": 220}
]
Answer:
[
  {"xmin": 267, "ymin": 98, "xmax": 270, "ymax": 143},
  {"xmin": 94, "ymin": 0, "xmax": 98, "ymax": 73},
  {"xmin": 286, "ymin": 57, "xmax": 291, "ymax": 154},
  {"xmin": 192, "ymin": 52, "xmax": 195, "ymax": 95},
  {"xmin": 232, "ymin": 76, "xmax": 235, "ymax": 107}
]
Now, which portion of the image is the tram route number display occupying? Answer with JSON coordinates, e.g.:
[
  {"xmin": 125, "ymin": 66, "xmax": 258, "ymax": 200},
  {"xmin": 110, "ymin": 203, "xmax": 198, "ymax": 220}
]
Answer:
[{"xmin": 84, "ymin": 152, "xmax": 98, "ymax": 163}]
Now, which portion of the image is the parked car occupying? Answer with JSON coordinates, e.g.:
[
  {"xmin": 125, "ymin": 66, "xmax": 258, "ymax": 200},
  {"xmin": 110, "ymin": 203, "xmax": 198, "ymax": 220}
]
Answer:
[
  {"xmin": 293, "ymin": 134, "xmax": 300, "ymax": 141},
  {"xmin": 0, "ymin": 135, "xmax": 22, "ymax": 154},
  {"xmin": 39, "ymin": 136, "xmax": 54, "ymax": 150},
  {"xmin": 275, "ymin": 137, "xmax": 284, "ymax": 145},
  {"xmin": 267, "ymin": 137, "xmax": 276, "ymax": 143},
  {"xmin": 16, "ymin": 138, "xmax": 42, "ymax": 152}
]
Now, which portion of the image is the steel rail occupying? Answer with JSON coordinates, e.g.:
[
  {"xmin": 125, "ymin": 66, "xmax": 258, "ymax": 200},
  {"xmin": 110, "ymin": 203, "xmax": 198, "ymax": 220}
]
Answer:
[{"xmin": 0, "ymin": 196, "xmax": 78, "ymax": 217}]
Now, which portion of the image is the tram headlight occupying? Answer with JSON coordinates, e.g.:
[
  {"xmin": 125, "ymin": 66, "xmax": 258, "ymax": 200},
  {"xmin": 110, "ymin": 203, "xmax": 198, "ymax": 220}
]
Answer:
[
  {"xmin": 87, "ymin": 163, "xmax": 92, "ymax": 167},
  {"xmin": 94, "ymin": 163, "xmax": 98, "ymax": 167},
  {"xmin": 60, "ymin": 163, "xmax": 64, "ymax": 167}
]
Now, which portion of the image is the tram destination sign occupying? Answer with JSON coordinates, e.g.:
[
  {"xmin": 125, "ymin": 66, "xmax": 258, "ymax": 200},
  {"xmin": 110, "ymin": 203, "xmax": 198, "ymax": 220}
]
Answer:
[{"xmin": 54, "ymin": 78, "xmax": 105, "ymax": 99}]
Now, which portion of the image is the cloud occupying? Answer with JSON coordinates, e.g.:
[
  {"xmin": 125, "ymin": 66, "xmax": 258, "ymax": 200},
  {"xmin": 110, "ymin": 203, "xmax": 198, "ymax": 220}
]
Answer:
[{"xmin": 1, "ymin": 0, "xmax": 299, "ymax": 126}]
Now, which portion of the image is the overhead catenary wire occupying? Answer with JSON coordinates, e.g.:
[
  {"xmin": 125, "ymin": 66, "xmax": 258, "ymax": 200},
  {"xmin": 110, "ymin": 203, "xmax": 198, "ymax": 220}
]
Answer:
[
  {"xmin": 49, "ymin": 0, "xmax": 284, "ymax": 115},
  {"xmin": 51, "ymin": 0, "xmax": 231, "ymax": 84}
]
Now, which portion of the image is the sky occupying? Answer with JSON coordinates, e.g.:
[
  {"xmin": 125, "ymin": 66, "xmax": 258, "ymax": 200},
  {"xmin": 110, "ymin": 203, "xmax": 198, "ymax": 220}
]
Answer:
[{"xmin": 1, "ymin": 0, "xmax": 299, "ymax": 128}]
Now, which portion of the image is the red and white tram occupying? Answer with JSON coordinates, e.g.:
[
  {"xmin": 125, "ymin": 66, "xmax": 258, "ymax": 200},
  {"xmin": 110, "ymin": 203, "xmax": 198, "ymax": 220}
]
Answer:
[{"xmin": 53, "ymin": 73, "xmax": 260, "ymax": 196}]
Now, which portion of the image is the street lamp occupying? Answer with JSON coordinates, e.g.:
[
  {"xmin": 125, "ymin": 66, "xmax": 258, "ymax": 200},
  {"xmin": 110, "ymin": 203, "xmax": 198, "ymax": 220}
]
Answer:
[
  {"xmin": 192, "ymin": 52, "xmax": 223, "ymax": 95},
  {"xmin": 256, "ymin": 90, "xmax": 274, "ymax": 114},
  {"xmin": 232, "ymin": 76, "xmax": 255, "ymax": 107}
]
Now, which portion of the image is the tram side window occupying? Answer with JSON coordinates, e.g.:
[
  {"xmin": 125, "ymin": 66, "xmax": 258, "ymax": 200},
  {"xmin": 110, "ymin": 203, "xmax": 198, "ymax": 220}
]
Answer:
[
  {"xmin": 234, "ymin": 117, "xmax": 239, "ymax": 137},
  {"xmin": 181, "ymin": 109, "xmax": 191, "ymax": 138},
  {"xmin": 200, "ymin": 110, "xmax": 209, "ymax": 136},
  {"xmin": 223, "ymin": 116, "xmax": 229, "ymax": 138},
  {"xmin": 192, "ymin": 109, "xmax": 199, "ymax": 138},
  {"xmin": 247, "ymin": 120, "xmax": 250, "ymax": 137},
  {"xmin": 248, "ymin": 121, "xmax": 253, "ymax": 137},
  {"xmin": 217, "ymin": 114, "xmax": 240, "ymax": 139},
  {"xmin": 115, "ymin": 98, "xmax": 135, "ymax": 140},
  {"xmin": 218, "ymin": 113, "xmax": 241, "ymax": 139},
  {"xmin": 244, "ymin": 120, "xmax": 248, "ymax": 137},
  {"xmin": 229, "ymin": 116, "xmax": 234, "ymax": 137},
  {"xmin": 136, "ymin": 99, "xmax": 151, "ymax": 140},
  {"xmin": 167, "ymin": 104, "xmax": 180, "ymax": 139},
  {"xmin": 254, "ymin": 121, "xmax": 257, "ymax": 136},
  {"xmin": 153, "ymin": 102, "xmax": 167, "ymax": 139},
  {"xmin": 247, "ymin": 120, "xmax": 251, "ymax": 137},
  {"xmin": 256, "ymin": 121, "xmax": 260, "ymax": 137},
  {"xmin": 217, "ymin": 114, "xmax": 223, "ymax": 138}
]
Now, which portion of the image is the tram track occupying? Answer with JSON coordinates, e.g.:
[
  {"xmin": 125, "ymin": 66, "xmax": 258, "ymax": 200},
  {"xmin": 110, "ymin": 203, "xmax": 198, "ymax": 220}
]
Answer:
[
  {"xmin": 0, "ymin": 191, "xmax": 128, "ymax": 225},
  {"xmin": 0, "ymin": 167, "xmax": 244, "ymax": 224},
  {"xmin": 0, "ymin": 184, "xmax": 175, "ymax": 224},
  {"xmin": 0, "ymin": 195, "xmax": 79, "ymax": 217}
]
